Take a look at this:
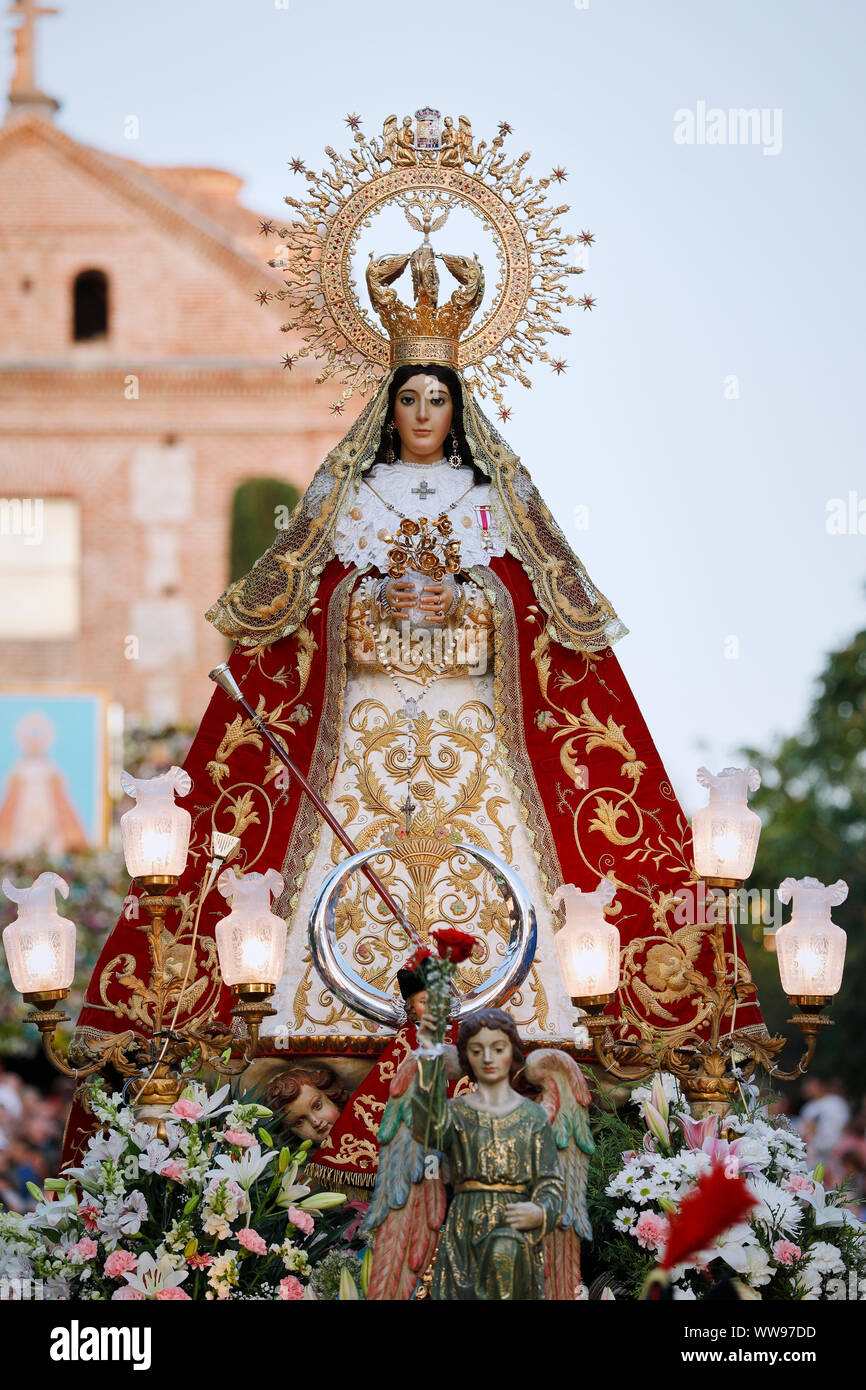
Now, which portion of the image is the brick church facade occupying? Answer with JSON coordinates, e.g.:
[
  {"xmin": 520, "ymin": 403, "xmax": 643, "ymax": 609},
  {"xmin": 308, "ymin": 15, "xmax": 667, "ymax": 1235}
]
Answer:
[{"xmin": 0, "ymin": 85, "xmax": 348, "ymax": 734}]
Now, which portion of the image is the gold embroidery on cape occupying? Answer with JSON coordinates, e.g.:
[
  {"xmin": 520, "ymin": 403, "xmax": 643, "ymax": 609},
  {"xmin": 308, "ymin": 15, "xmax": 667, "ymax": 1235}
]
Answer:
[
  {"xmin": 278, "ymin": 572, "xmax": 359, "ymax": 921},
  {"xmin": 468, "ymin": 566, "xmax": 563, "ymax": 906},
  {"xmin": 527, "ymin": 635, "xmax": 757, "ymax": 1045}
]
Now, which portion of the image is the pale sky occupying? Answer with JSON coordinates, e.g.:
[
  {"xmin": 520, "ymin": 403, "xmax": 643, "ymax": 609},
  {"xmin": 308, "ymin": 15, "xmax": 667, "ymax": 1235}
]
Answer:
[{"xmin": 5, "ymin": 0, "xmax": 865, "ymax": 813}]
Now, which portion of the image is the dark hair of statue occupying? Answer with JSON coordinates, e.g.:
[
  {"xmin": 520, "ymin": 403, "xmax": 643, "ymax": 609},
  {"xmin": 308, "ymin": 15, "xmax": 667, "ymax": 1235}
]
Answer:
[
  {"xmin": 374, "ymin": 363, "xmax": 488, "ymax": 487},
  {"xmin": 456, "ymin": 1007, "xmax": 527, "ymax": 1088},
  {"xmin": 265, "ymin": 1064, "xmax": 349, "ymax": 1136}
]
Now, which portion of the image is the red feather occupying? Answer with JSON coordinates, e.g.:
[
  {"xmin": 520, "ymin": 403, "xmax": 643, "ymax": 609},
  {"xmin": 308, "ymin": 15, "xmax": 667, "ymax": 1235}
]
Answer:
[{"xmin": 661, "ymin": 1161, "xmax": 757, "ymax": 1271}]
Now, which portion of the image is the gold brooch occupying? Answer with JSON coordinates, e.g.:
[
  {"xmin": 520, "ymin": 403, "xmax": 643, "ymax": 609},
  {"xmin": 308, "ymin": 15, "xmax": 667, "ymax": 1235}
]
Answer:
[{"xmin": 385, "ymin": 515, "xmax": 462, "ymax": 581}]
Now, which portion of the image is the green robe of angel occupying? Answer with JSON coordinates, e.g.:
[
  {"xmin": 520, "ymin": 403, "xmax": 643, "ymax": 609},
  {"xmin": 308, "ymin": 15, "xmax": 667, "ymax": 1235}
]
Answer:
[{"xmin": 411, "ymin": 1058, "xmax": 564, "ymax": 1301}]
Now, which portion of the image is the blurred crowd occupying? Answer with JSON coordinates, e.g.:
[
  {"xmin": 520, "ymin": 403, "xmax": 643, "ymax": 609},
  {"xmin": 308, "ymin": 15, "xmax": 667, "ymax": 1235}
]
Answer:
[
  {"xmin": 0, "ymin": 1066, "xmax": 73, "ymax": 1213},
  {"xmin": 777, "ymin": 1077, "xmax": 866, "ymax": 1218}
]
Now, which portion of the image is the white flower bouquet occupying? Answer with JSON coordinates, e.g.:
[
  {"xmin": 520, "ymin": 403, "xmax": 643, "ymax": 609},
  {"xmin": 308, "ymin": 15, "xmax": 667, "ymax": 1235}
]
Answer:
[
  {"xmin": 0, "ymin": 1077, "xmax": 355, "ymax": 1301},
  {"xmin": 594, "ymin": 1074, "xmax": 866, "ymax": 1300}
]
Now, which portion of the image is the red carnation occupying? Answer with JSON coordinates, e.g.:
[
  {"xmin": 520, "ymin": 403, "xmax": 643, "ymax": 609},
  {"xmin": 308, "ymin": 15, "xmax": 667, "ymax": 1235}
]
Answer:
[
  {"xmin": 431, "ymin": 928, "xmax": 478, "ymax": 965},
  {"xmin": 405, "ymin": 946, "xmax": 433, "ymax": 973}
]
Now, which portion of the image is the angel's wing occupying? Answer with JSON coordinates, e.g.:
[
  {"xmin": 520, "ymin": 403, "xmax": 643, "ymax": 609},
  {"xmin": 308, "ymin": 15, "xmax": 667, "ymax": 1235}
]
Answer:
[
  {"xmin": 364, "ymin": 1053, "xmax": 445, "ymax": 1301},
  {"xmin": 525, "ymin": 1048, "xmax": 595, "ymax": 1301}
]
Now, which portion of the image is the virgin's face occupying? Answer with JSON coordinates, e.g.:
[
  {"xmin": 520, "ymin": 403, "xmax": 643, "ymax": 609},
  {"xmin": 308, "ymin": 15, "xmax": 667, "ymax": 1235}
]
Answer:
[
  {"xmin": 465, "ymin": 1027, "xmax": 513, "ymax": 1086},
  {"xmin": 392, "ymin": 373, "xmax": 454, "ymax": 464},
  {"xmin": 283, "ymin": 1083, "xmax": 341, "ymax": 1144}
]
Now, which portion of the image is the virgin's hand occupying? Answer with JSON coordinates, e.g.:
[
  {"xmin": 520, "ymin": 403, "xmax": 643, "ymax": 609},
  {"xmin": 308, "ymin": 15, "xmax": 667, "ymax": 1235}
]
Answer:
[
  {"xmin": 384, "ymin": 578, "xmax": 417, "ymax": 613},
  {"xmin": 417, "ymin": 581, "xmax": 453, "ymax": 621},
  {"xmin": 503, "ymin": 1201, "xmax": 544, "ymax": 1232}
]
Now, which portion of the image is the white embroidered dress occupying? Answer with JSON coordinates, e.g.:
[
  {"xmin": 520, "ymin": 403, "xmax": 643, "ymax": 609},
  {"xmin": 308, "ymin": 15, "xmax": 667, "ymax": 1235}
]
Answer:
[{"xmin": 263, "ymin": 461, "xmax": 577, "ymax": 1042}]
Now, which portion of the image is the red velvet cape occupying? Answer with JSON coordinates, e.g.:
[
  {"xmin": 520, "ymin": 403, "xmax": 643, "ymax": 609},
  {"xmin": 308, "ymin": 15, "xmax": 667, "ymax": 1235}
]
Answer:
[{"xmin": 62, "ymin": 553, "xmax": 762, "ymax": 1167}]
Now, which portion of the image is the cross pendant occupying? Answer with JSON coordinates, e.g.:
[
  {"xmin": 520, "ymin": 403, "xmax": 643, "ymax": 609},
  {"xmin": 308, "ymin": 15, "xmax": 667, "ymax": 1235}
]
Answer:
[
  {"xmin": 400, "ymin": 788, "xmax": 417, "ymax": 833},
  {"xmin": 412, "ymin": 478, "xmax": 436, "ymax": 501}
]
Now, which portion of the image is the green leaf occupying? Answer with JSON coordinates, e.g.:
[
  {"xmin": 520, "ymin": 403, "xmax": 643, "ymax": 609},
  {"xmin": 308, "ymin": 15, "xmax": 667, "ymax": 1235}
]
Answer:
[{"xmin": 359, "ymin": 1248, "xmax": 373, "ymax": 1297}]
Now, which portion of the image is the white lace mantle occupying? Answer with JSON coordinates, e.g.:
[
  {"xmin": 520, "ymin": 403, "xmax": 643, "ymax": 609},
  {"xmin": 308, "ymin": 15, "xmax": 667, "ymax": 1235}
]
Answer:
[{"xmin": 333, "ymin": 460, "xmax": 509, "ymax": 571}]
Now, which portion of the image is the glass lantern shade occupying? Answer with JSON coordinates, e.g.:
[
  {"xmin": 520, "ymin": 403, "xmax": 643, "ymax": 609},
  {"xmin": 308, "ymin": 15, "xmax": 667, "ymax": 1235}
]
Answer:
[
  {"xmin": 692, "ymin": 766, "xmax": 762, "ymax": 882},
  {"xmin": 552, "ymin": 879, "xmax": 619, "ymax": 998},
  {"xmin": 215, "ymin": 867, "xmax": 286, "ymax": 989},
  {"xmin": 1, "ymin": 873, "xmax": 75, "ymax": 995},
  {"xmin": 120, "ymin": 766, "xmax": 192, "ymax": 882},
  {"xmin": 775, "ymin": 876, "xmax": 848, "ymax": 998}
]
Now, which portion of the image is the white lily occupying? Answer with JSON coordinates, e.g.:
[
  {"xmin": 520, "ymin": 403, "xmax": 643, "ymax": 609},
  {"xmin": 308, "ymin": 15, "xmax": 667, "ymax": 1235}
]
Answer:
[
  {"xmin": 297, "ymin": 1192, "xmax": 346, "ymax": 1212},
  {"xmin": 121, "ymin": 1252, "xmax": 189, "ymax": 1298},
  {"xmin": 275, "ymin": 1161, "xmax": 311, "ymax": 1209},
  {"xmin": 176, "ymin": 1081, "xmax": 232, "ymax": 1121},
  {"xmin": 84, "ymin": 1131, "xmax": 128, "ymax": 1167},
  {"xmin": 136, "ymin": 1139, "xmax": 171, "ymax": 1174},
  {"xmin": 207, "ymin": 1143, "xmax": 277, "ymax": 1190},
  {"xmin": 799, "ymin": 1181, "xmax": 863, "ymax": 1230},
  {"xmin": 27, "ymin": 1191, "xmax": 80, "ymax": 1232}
]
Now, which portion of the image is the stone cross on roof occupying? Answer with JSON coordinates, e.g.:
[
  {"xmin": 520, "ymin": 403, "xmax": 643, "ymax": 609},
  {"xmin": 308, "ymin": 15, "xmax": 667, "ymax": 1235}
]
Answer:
[{"xmin": 6, "ymin": 0, "xmax": 60, "ymax": 123}]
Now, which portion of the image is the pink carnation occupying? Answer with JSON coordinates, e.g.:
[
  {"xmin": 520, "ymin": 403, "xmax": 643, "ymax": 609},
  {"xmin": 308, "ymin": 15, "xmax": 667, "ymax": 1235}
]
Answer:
[
  {"xmin": 633, "ymin": 1210, "xmax": 670, "ymax": 1253},
  {"xmin": 158, "ymin": 1161, "xmax": 186, "ymax": 1183},
  {"xmin": 279, "ymin": 1275, "xmax": 305, "ymax": 1301},
  {"xmin": 781, "ymin": 1174, "xmax": 814, "ymax": 1194},
  {"xmin": 237, "ymin": 1226, "xmax": 268, "ymax": 1255},
  {"xmin": 772, "ymin": 1239, "xmax": 802, "ymax": 1266},
  {"xmin": 223, "ymin": 1129, "xmax": 255, "ymax": 1148},
  {"xmin": 287, "ymin": 1206, "xmax": 314, "ymax": 1237},
  {"xmin": 69, "ymin": 1237, "xmax": 98, "ymax": 1261},
  {"xmin": 112, "ymin": 1286, "xmax": 145, "ymax": 1301},
  {"xmin": 104, "ymin": 1250, "xmax": 138, "ymax": 1279},
  {"xmin": 156, "ymin": 1287, "xmax": 191, "ymax": 1300},
  {"xmin": 187, "ymin": 1253, "xmax": 213, "ymax": 1270},
  {"xmin": 172, "ymin": 1098, "xmax": 204, "ymax": 1120}
]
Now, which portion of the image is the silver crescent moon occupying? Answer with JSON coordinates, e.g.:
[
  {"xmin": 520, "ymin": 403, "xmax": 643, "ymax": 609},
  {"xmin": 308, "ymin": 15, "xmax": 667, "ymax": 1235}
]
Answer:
[{"xmin": 307, "ymin": 842, "xmax": 537, "ymax": 1028}]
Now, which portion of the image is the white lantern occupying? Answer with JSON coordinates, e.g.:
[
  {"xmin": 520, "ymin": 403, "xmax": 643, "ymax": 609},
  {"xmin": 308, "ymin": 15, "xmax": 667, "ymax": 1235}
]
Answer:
[
  {"xmin": 552, "ymin": 878, "xmax": 619, "ymax": 999},
  {"xmin": 692, "ymin": 766, "xmax": 762, "ymax": 883},
  {"xmin": 776, "ymin": 876, "xmax": 848, "ymax": 999},
  {"xmin": 1, "ymin": 873, "xmax": 75, "ymax": 998},
  {"xmin": 215, "ymin": 867, "xmax": 286, "ymax": 991},
  {"xmin": 120, "ymin": 766, "xmax": 192, "ymax": 884}
]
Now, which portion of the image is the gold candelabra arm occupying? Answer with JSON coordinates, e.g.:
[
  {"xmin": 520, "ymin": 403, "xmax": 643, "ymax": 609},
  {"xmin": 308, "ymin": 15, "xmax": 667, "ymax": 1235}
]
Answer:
[
  {"xmin": 178, "ymin": 1022, "xmax": 248, "ymax": 1078},
  {"xmin": 183, "ymin": 994, "xmax": 279, "ymax": 1077},
  {"xmin": 763, "ymin": 1002, "xmax": 831, "ymax": 1082},
  {"xmin": 575, "ymin": 997, "xmax": 661, "ymax": 1083},
  {"xmin": 28, "ymin": 1006, "xmax": 145, "ymax": 1080}
]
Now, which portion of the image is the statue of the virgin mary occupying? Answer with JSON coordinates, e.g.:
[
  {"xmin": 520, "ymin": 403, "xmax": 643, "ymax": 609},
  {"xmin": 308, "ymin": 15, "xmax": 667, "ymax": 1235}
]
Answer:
[{"xmin": 65, "ymin": 111, "xmax": 762, "ymax": 1180}]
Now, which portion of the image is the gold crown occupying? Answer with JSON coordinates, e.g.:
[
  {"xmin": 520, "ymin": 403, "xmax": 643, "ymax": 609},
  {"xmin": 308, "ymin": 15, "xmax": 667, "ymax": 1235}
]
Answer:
[{"xmin": 365, "ymin": 243, "xmax": 485, "ymax": 367}]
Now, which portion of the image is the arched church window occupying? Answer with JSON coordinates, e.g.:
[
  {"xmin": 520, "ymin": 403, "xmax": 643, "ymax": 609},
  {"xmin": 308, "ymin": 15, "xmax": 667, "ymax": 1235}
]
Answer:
[{"xmin": 72, "ymin": 269, "xmax": 109, "ymax": 341}]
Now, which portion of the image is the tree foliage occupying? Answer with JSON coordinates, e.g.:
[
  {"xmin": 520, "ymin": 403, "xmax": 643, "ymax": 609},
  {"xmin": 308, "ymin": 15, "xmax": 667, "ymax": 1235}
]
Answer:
[
  {"xmin": 229, "ymin": 478, "xmax": 300, "ymax": 584},
  {"xmin": 740, "ymin": 609, "xmax": 866, "ymax": 1093}
]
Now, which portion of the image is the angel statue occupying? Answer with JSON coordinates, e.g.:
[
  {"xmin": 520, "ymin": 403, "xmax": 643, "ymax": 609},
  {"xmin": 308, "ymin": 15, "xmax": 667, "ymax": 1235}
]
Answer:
[
  {"xmin": 365, "ymin": 1007, "xmax": 593, "ymax": 1301},
  {"xmin": 64, "ymin": 112, "xmax": 763, "ymax": 1186}
]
